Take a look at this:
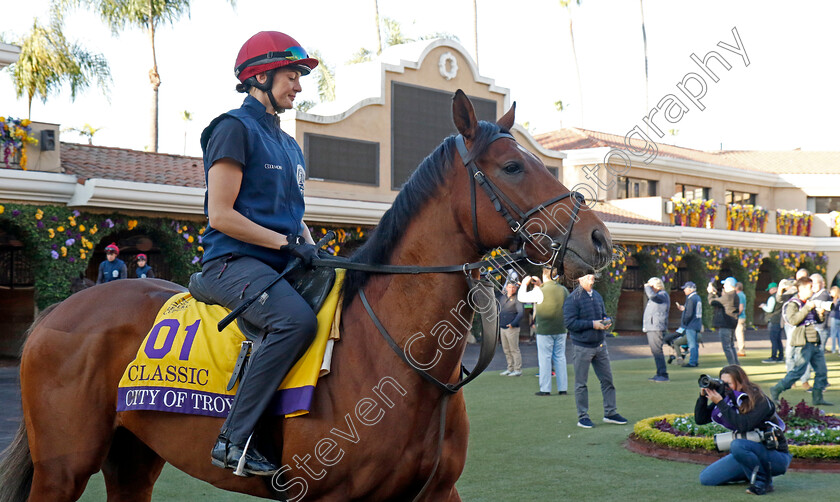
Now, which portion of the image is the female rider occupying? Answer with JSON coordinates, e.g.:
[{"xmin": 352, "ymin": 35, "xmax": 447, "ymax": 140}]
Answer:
[
  {"xmin": 695, "ymin": 365, "xmax": 791, "ymax": 495},
  {"xmin": 199, "ymin": 31, "xmax": 320, "ymax": 476}
]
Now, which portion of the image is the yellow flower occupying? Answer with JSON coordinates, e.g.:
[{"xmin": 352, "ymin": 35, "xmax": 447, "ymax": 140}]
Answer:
[
  {"xmin": 57, "ymin": 226, "xmax": 65, "ymax": 232},
  {"xmin": 68, "ymin": 216, "xmax": 76, "ymax": 226},
  {"xmin": 35, "ymin": 209, "xmax": 43, "ymax": 220},
  {"xmin": 197, "ymin": 246, "xmax": 204, "ymax": 253},
  {"xmin": 48, "ymin": 229, "xmax": 55, "ymax": 238},
  {"xmin": 79, "ymin": 224, "xmax": 85, "ymax": 232},
  {"xmin": 198, "ymin": 226, "xmax": 205, "ymax": 235},
  {"xmin": 334, "ymin": 246, "xmax": 340, "ymax": 253},
  {"xmin": 0, "ymin": 205, "xmax": 4, "ymax": 214},
  {"xmin": 21, "ymin": 119, "xmax": 30, "ymax": 126},
  {"xmin": 127, "ymin": 220, "xmax": 138, "ymax": 230},
  {"xmin": 182, "ymin": 225, "xmax": 188, "ymax": 232},
  {"xmin": 188, "ymin": 235, "xmax": 194, "ymax": 243},
  {"xmin": 61, "ymin": 246, "xmax": 67, "ymax": 257},
  {"xmin": 90, "ymin": 225, "xmax": 98, "ymax": 234}
]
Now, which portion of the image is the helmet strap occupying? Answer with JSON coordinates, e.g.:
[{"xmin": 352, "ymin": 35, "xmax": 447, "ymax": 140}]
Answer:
[{"xmin": 247, "ymin": 69, "xmax": 283, "ymax": 116}]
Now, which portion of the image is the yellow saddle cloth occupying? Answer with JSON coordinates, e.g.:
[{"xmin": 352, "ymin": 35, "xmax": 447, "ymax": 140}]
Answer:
[{"xmin": 117, "ymin": 270, "xmax": 344, "ymax": 418}]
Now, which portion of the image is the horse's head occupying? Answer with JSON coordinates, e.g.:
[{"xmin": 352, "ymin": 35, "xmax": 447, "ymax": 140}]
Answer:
[{"xmin": 450, "ymin": 90, "xmax": 612, "ymax": 279}]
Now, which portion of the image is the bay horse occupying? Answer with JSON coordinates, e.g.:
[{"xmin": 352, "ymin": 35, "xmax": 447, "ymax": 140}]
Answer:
[{"xmin": 0, "ymin": 90, "xmax": 613, "ymax": 501}]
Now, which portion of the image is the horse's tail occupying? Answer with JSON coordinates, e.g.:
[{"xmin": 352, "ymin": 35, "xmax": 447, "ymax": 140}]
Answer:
[
  {"xmin": 0, "ymin": 302, "xmax": 61, "ymax": 502},
  {"xmin": 0, "ymin": 421, "xmax": 33, "ymax": 502}
]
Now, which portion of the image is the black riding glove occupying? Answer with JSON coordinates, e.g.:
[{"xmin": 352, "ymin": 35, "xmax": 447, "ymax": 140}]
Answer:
[{"xmin": 285, "ymin": 234, "xmax": 319, "ymax": 267}]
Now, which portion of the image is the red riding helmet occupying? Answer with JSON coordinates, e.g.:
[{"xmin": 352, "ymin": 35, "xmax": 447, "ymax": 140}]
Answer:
[
  {"xmin": 104, "ymin": 243, "xmax": 119, "ymax": 254},
  {"xmin": 234, "ymin": 31, "xmax": 319, "ymax": 82}
]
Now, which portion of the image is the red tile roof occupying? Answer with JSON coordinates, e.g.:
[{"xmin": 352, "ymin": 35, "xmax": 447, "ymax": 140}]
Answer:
[
  {"xmin": 61, "ymin": 142, "xmax": 205, "ymax": 187},
  {"xmin": 535, "ymin": 128, "xmax": 840, "ymax": 174}
]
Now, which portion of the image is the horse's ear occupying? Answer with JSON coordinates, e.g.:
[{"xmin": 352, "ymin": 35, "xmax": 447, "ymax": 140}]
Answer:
[
  {"xmin": 497, "ymin": 102, "xmax": 516, "ymax": 132},
  {"xmin": 452, "ymin": 89, "xmax": 478, "ymax": 140}
]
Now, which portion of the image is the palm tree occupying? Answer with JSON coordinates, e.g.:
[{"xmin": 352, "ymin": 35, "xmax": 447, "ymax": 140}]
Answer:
[
  {"xmin": 6, "ymin": 18, "xmax": 110, "ymax": 118},
  {"xmin": 640, "ymin": 0, "xmax": 650, "ymax": 130},
  {"xmin": 63, "ymin": 123, "xmax": 103, "ymax": 144},
  {"xmin": 56, "ymin": 0, "xmax": 234, "ymax": 153},
  {"xmin": 473, "ymin": 0, "xmax": 479, "ymax": 67},
  {"xmin": 559, "ymin": 0, "xmax": 583, "ymax": 127},
  {"xmin": 180, "ymin": 110, "xmax": 191, "ymax": 154},
  {"xmin": 373, "ymin": 0, "xmax": 382, "ymax": 55}
]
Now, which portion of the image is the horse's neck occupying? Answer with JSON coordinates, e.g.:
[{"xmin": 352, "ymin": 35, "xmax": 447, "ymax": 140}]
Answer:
[{"xmin": 360, "ymin": 196, "xmax": 481, "ymax": 383}]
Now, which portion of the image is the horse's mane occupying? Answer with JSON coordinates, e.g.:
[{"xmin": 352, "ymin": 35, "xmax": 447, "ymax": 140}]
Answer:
[{"xmin": 341, "ymin": 120, "xmax": 506, "ymax": 303}]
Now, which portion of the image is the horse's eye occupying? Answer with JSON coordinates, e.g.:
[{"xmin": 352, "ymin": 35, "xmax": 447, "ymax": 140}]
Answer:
[{"xmin": 502, "ymin": 162, "xmax": 523, "ymax": 175}]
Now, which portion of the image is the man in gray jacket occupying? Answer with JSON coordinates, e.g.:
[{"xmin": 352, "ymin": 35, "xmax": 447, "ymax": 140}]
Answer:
[{"xmin": 643, "ymin": 277, "xmax": 670, "ymax": 382}]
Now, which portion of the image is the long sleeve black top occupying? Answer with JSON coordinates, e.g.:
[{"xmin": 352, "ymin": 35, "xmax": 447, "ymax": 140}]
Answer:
[{"xmin": 695, "ymin": 393, "xmax": 788, "ymax": 453}]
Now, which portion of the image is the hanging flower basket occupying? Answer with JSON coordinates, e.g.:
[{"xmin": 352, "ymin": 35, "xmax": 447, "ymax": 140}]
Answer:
[
  {"xmin": 1, "ymin": 117, "xmax": 39, "ymax": 170},
  {"xmin": 671, "ymin": 198, "xmax": 716, "ymax": 229},
  {"xmin": 776, "ymin": 209, "xmax": 812, "ymax": 236}
]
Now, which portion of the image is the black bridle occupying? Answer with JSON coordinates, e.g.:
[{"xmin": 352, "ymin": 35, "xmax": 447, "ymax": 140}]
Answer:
[{"xmin": 454, "ymin": 131, "xmax": 584, "ymax": 277}]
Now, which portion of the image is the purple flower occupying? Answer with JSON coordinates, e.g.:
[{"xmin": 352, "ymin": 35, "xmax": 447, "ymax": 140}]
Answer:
[
  {"xmin": 65, "ymin": 238, "xmax": 75, "ymax": 246},
  {"xmin": 68, "ymin": 257, "xmax": 75, "ymax": 263},
  {"xmin": 51, "ymin": 216, "xmax": 58, "ymax": 221},
  {"xmin": 105, "ymin": 218, "xmax": 114, "ymax": 228},
  {"xmin": 198, "ymin": 236, "xmax": 203, "ymax": 244},
  {"xmin": 52, "ymin": 244, "xmax": 57, "ymax": 249},
  {"xmin": 72, "ymin": 210, "xmax": 80, "ymax": 217},
  {"xmin": 183, "ymin": 233, "xmax": 190, "ymax": 240},
  {"xmin": 50, "ymin": 250, "xmax": 59, "ymax": 259},
  {"xmin": 36, "ymin": 221, "xmax": 44, "ymax": 228},
  {"xmin": 66, "ymin": 230, "xmax": 72, "ymax": 236},
  {"xmin": 12, "ymin": 210, "xmax": 20, "ymax": 216},
  {"xmin": 191, "ymin": 256, "xmax": 200, "ymax": 264}
]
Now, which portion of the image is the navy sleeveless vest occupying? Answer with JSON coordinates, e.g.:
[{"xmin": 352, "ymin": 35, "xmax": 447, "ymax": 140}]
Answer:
[{"xmin": 200, "ymin": 96, "xmax": 306, "ymax": 271}]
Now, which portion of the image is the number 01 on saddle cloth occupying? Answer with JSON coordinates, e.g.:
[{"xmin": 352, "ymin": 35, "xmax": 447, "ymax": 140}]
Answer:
[{"xmin": 117, "ymin": 270, "xmax": 345, "ymax": 418}]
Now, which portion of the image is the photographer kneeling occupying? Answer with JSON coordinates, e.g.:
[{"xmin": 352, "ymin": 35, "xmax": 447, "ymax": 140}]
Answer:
[{"xmin": 696, "ymin": 366, "xmax": 791, "ymax": 495}]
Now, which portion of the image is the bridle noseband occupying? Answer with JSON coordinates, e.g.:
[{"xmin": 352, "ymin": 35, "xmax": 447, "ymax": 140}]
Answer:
[{"xmin": 455, "ymin": 132, "xmax": 584, "ymax": 276}]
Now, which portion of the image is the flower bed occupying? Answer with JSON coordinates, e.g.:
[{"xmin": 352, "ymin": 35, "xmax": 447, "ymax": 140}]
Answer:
[{"xmin": 632, "ymin": 399, "xmax": 840, "ymax": 460}]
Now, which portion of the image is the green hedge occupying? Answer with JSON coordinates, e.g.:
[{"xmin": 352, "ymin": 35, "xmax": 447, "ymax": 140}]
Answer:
[
  {"xmin": 633, "ymin": 414, "xmax": 840, "ymax": 459},
  {"xmin": 0, "ymin": 203, "xmax": 204, "ymax": 309}
]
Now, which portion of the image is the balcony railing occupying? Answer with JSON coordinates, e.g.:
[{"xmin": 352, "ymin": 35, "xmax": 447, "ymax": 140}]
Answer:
[
  {"xmin": 776, "ymin": 209, "xmax": 812, "ymax": 236},
  {"xmin": 725, "ymin": 204, "xmax": 768, "ymax": 233},
  {"xmin": 670, "ymin": 198, "xmax": 716, "ymax": 229}
]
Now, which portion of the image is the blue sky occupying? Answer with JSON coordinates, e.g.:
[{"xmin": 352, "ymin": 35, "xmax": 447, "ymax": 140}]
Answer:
[{"xmin": 2, "ymin": 0, "xmax": 838, "ymax": 157}]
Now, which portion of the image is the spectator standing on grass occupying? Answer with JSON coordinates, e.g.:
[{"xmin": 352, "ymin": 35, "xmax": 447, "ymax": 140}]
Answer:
[
  {"xmin": 564, "ymin": 273, "xmax": 627, "ymax": 429},
  {"xmin": 676, "ymin": 281, "xmax": 702, "ymax": 367},
  {"xmin": 760, "ymin": 283, "xmax": 784, "ymax": 363},
  {"xmin": 708, "ymin": 277, "xmax": 740, "ymax": 365},
  {"xmin": 735, "ymin": 282, "xmax": 747, "ymax": 357},
  {"xmin": 519, "ymin": 269, "xmax": 570, "ymax": 396},
  {"xmin": 643, "ymin": 277, "xmax": 670, "ymax": 382},
  {"xmin": 498, "ymin": 281, "xmax": 524, "ymax": 377},
  {"xmin": 829, "ymin": 286, "xmax": 840, "ymax": 355},
  {"xmin": 795, "ymin": 274, "xmax": 831, "ymax": 390},
  {"xmin": 96, "ymin": 243, "xmax": 127, "ymax": 284},
  {"xmin": 770, "ymin": 276, "xmax": 832, "ymax": 406},
  {"xmin": 776, "ymin": 277, "xmax": 799, "ymax": 374}
]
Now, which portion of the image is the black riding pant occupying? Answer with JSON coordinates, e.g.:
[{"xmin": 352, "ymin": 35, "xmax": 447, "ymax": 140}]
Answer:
[{"xmin": 201, "ymin": 255, "xmax": 317, "ymax": 445}]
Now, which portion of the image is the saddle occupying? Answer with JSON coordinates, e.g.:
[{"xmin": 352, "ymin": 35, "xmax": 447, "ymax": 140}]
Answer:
[{"xmin": 188, "ymin": 264, "xmax": 338, "ymax": 390}]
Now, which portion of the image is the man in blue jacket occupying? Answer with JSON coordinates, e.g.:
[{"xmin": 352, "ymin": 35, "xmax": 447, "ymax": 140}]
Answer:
[
  {"xmin": 564, "ymin": 273, "xmax": 627, "ymax": 429},
  {"xmin": 677, "ymin": 281, "xmax": 703, "ymax": 367},
  {"xmin": 643, "ymin": 277, "xmax": 670, "ymax": 382}
]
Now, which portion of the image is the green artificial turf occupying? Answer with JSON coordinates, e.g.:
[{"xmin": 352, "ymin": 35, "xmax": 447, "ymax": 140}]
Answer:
[{"xmin": 79, "ymin": 352, "xmax": 840, "ymax": 501}]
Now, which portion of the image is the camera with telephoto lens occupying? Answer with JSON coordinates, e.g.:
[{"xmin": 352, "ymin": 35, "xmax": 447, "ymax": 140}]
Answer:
[
  {"xmin": 714, "ymin": 429, "xmax": 781, "ymax": 452},
  {"xmin": 698, "ymin": 374, "xmax": 729, "ymax": 394},
  {"xmin": 812, "ymin": 300, "xmax": 836, "ymax": 312}
]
